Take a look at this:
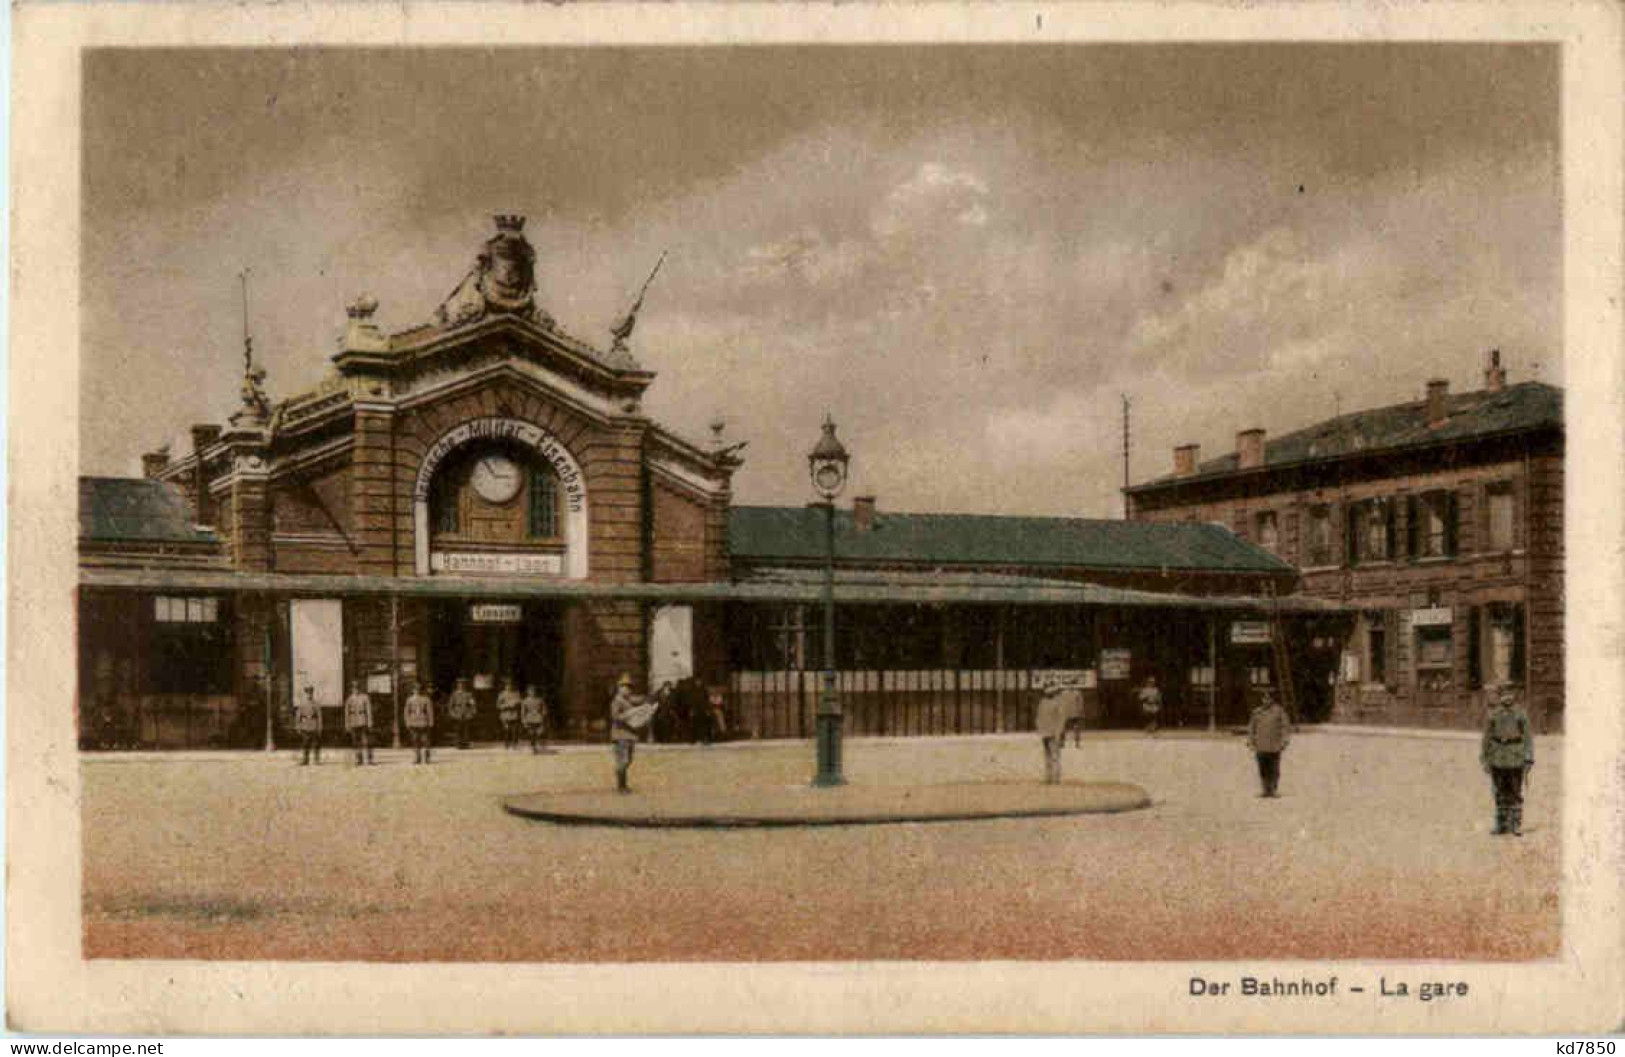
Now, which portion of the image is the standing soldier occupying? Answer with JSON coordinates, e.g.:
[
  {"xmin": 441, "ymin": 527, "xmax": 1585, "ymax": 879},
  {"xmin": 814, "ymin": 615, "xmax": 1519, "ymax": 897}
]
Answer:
[
  {"xmin": 610, "ymin": 673, "xmax": 657, "ymax": 793},
  {"xmin": 1246, "ymin": 687, "xmax": 1292, "ymax": 797},
  {"xmin": 447, "ymin": 677, "xmax": 477, "ymax": 750},
  {"xmin": 1481, "ymin": 684, "xmax": 1535, "ymax": 836},
  {"xmin": 294, "ymin": 685, "xmax": 323, "ymax": 766},
  {"xmin": 404, "ymin": 680, "xmax": 435, "ymax": 765},
  {"xmin": 1138, "ymin": 675, "xmax": 1164, "ymax": 736},
  {"xmin": 344, "ymin": 679, "xmax": 375, "ymax": 766},
  {"xmin": 521, "ymin": 683, "xmax": 551, "ymax": 754},
  {"xmin": 496, "ymin": 678, "xmax": 523, "ymax": 751}
]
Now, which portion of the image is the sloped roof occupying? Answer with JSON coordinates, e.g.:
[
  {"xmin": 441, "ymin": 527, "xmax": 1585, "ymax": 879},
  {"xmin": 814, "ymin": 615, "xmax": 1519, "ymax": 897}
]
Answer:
[
  {"xmin": 729, "ymin": 506, "xmax": 1293, "ymax": 574},
  {"xmin": 1131, "ymin": 381, "xmax": 1562, "ymax": 492},
  {"xmin": 79, "ymin": 477, "xmax": 219, "ymax": 544}
]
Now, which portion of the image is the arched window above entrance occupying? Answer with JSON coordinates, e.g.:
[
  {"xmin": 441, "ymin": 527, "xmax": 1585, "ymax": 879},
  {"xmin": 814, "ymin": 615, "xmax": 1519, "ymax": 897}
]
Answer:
[{"xmin": 428, "ymin": 445, "xmax": 563, "ymax": 545}]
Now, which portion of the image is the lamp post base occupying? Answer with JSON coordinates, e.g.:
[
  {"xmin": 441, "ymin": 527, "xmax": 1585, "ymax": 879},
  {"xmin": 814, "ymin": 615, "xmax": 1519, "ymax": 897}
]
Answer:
[{"xmin": 813, "ymin": 710, "xmax": 845, "ymax": 787}]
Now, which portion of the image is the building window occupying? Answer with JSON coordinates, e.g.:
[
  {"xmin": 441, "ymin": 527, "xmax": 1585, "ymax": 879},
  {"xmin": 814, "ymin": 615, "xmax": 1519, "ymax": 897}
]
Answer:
[
  {"xmin": 149, "ymin": 595, "xmax": 232, "ymax": 694},
  {"xmin": 1469, "ymin": 602, "xmax": 1526, "ymax": 688},
  {"xmin": 154, "ymin": 596, "xmax": 219, "ymax": 623},
  {"xmin": 1407, "ymin": 490, "xmax": 1458, "ymax": 559},
  {"xmin": 527, "ymin": 463, "xmax": 559, "ymax": 539},
  {"xmin": 766, "ymin": 605, "xmax": 815, "ymax": 671},
  {"xmin": 1486, "ymin": 482, "xmax": 1516, "ymax": 551},
  {"xmin": 1253, "ymin": 511, "xmax": 1279, "ymax": 553},
  {"xmin": 1366, "ymin": 618, "xmax": 1387, "ymax": 684},
  {"xmin": 1305, "ymin": 505, "xmax": 1334, "ymax": 566},
  {"xmin": 1414, "ymin": 623, "xmax": 1454, "ymax": 691},
  {"xmin": 1247, "ymin": 666, "xmax": 1273, "ymax": 686},
  {"xmin": 431, "ymin": 475, "xmax": 460, "ymax": 534},
  {"xmin": 1347, "ymin": 498, "xmax": 1395, "ymax": 565}
]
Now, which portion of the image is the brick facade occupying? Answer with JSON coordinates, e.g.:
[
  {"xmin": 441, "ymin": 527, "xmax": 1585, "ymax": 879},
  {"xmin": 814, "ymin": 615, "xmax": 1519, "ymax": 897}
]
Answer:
[{"xmin": 1129, "ymin": 413, "xmax": 1564, "ymax": 731}]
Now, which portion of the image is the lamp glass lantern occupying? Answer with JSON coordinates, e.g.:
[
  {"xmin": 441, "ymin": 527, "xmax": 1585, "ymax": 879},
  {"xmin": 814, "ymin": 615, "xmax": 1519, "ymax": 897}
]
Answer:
[{"xmin": 808, "ymin": 415, "xmax": 850, "ymax": 500}]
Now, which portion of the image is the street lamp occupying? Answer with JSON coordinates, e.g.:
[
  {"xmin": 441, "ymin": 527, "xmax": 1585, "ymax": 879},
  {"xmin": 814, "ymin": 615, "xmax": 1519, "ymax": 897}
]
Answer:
[{"xmin": 808, "ymin": 414, "xmax": 850, "ymax": 787}]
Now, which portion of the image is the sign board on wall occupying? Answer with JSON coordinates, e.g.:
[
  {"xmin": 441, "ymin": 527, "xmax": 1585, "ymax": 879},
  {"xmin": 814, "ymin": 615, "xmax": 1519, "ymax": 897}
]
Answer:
[
  {"xmin": 366, "ymin": 673, "xmax": 393, "ymax": 695},
  {"xmin": 470, "ymin": 603, "xmax": 523, "ymax": 624},
  {"xmin": 433, "ymin": 552, "xmax": 563, "ymax": 576},
  {"xmin": 1230, "ymin": 621, "xmax": 1272, "ymax": 645},
  {"xmin": 1033, "ymin": 669, "xmax": 1096, "ymax": 690},
  {"xmin": 290, "ymin": 599, "xmax": 344, "ymax": 707},
  {"xmin": 1410, "ymin": 607, "xmax": 1454, "ymax": 627},
  {"xmin": 1099, "ymin": 649, "xmax": 1132, "ymax": 680},
  {"xmin": 648, "ymin": 605, "xmax": 694, "ymax": 689}
]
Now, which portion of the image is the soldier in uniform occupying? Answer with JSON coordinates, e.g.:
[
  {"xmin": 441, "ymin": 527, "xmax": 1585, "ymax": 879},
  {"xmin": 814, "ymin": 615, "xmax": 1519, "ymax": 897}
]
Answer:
[
  {"xmin": 343, "ymin": 679, "xmax": 375, "ymax": 765},
  {"xmin": 496, "ymin": 678, "xmax": 523, "ymax": 751},
  {"xmin": 610, "ymin": 673, "xmax": 651, "ymax": 793},
  {"xmin": 294, "ymin": 686, "xmax": 323, "ymax": 766},
  {"xmin": 1246, "ymin": 687, "xmax": 1292, "ymax": 797},
  {"xmin": 1034, "ymin": 680, "xmax": 1077, "ymax": 785},
  {"xmin": 1481, "ymin": 684, "xmax": 1535, "ymax": 835},
  {"xmin": 521, "ymin": 683, "xmax": 551, "ymax": 754},
  {"xmin": 404, "ymin": 680, "xmax": 435, "ymax": 765},
  {"xmin": 447, "ymin": 677, "xmax": 477, "ymax": 749}
]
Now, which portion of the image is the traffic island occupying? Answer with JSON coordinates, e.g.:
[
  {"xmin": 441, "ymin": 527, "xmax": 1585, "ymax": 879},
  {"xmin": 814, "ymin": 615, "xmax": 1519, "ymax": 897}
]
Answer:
[{"xmin": 502, "ymin": 780, "xmax": 1152, "ymax": 828}]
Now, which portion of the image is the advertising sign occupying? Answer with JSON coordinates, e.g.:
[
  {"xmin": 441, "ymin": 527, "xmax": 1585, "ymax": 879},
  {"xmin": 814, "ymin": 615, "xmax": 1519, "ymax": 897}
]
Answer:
[{"xmin": 1099, "ymin": 649, "xmax": 1132, "ymax": 680}]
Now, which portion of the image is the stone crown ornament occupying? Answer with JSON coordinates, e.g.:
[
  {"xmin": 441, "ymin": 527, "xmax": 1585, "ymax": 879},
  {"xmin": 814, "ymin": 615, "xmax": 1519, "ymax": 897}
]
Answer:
[{"xmin": 434, "ymin": 214, "xmax": 554, "ymax": 330}]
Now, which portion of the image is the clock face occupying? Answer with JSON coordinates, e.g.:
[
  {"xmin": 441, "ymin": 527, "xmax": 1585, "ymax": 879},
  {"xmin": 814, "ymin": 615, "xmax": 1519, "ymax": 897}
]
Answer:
[{"xmin": 470, "ymin": 453, "xmax": 522, "ymax": 504}]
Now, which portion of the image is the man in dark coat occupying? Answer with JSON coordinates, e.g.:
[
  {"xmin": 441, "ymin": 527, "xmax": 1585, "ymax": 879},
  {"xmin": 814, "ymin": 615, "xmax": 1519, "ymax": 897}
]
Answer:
[
  {"xmin": 447, "ymin": 677, "xmax": 477, "ymax": 749},
  {"xmin": 343, "ymin": 679, "xmax": 375, "ymax": 765},
  {"xmin": 404, "ymin": 681, "xmax": 435, "ymax": 765},
  {"xmin": 1246, "ymin": 688, "xmax": 1291, "ymax": 797},
  {"xmin": 1481, "ymin": 684, "xmax": 1535, "ymax": 835},
  {"xmin": 294, "ymin": 686, "xmax": 323, "ymax": 766}
]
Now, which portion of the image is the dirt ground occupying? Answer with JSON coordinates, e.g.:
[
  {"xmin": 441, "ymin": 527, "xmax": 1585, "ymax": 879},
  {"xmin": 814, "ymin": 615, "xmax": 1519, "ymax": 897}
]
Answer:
[{"xmin": 80, "ymin": 731, "xmax": 1560, "ymax": 962}]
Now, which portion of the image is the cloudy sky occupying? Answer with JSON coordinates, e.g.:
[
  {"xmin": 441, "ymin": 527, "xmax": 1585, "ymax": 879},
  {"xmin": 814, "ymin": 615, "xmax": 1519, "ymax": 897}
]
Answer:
[{"xmin": 82, "ymin": 45, "xmax": 1560, "ymax": 516}]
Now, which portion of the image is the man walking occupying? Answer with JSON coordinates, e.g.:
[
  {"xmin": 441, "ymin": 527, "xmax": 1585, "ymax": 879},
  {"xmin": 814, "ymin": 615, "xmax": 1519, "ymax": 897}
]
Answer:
[
  {"xmin": 1246, "ymin": 687, "xmax": 1291, "ymax": 797},
  {"xmin": 610, "ymin": 673, "xmax": 656, "ymax": 793},
  {"xmin": 1138, "ymin": 675, "xmax": 1163, "ymax": 735},
  {"xmin": 1034, "ymin": 680, "xmax": 1074, "ymax": 785},
  {"xmin": 343, "ymin": 679, "xmax": 375, "ymax": 765},
  {"xmin": 497, "ymin": 678, "xmax": 523, "ymax": 751},
  {"xmin": 294, "ymin": 685, "xmax": 323, "ymax": 766},
  {"xmin": 1481, "ymin": 684, "xmax": 1535, "ymax": 835},
  {"xmin": 404, "ymin": 680, "xmax": 435, "ymax": 765},
  {"xmin": 521, "ymin": 683, "xmax": 551, "ymax": 754},
  {"xmin": 447, "ymin": 677, "xmax": 477, "ymax": 750}
]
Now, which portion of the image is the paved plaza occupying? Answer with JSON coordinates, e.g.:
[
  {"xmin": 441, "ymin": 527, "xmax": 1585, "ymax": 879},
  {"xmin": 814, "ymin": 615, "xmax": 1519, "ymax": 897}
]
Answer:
[{"xmin": 81, "ymin": 730, "xmax": 1560, "ymax": 962}]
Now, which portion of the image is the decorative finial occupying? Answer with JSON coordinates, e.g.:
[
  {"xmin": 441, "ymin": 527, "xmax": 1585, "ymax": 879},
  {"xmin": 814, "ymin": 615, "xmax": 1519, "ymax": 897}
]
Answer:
[
  {"xmin": 493, "ymin": 214, "xmax": 526, "ymax": 233},
  {"xmin": 610, "ymin": 251, "xmax": 668, "ymax": 354},
  {"xmin": 709, "ymin": 416, "xmax": 726, "ymax": 447},
  {"xmin": 231, "ymin": 269, "xmax": 272, "ymax": 428},
  {"xmin": 346, "ymin": 295, "xmax": 379, "ymax": 320}
]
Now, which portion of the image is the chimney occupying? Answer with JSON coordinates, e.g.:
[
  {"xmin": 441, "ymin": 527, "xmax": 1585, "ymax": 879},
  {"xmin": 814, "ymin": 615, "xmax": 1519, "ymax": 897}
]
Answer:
[
  {"xmin": 1484, "ymin": 348, "xmax": 1507, "ymax": 393},
  {"xmin": 1426, "ymin": 378, "xmax": 1450, "ymax": 427},
  {"xmin": 1173, "ymin": 443, "xmax": 1200, "ymax": 477},
  {"xmin": 1236, "ymin": 428, "xmax": 1266, "ymax": 470},
  {"xmin": 141, "ymin": 447, "xmax": 170, "ymax": 479},
  {"xmin": 853, "ymin": 495, "xmax": 877, "ymax": 532}
]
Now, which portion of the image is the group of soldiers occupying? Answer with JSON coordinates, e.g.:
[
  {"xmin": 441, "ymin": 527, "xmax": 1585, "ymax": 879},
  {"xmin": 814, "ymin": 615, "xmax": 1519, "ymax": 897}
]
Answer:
[
  {"xmin": 1035, "ymin": 674, "xmax": 1536, "ymax": 835},
  {"xmin": 289, "ymin": 676, "xmax": 554, "ymax": 766}
]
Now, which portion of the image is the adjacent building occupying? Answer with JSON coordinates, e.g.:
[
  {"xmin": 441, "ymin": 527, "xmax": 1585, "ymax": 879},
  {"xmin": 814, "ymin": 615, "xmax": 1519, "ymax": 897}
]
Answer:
[
  {"xmin": 78, "ymin": 215, "xmax": 1350, "ymax": 750},
  {"xmin": 1125, "ymin": 352, "xmax": 1564, "ymax": 731}
]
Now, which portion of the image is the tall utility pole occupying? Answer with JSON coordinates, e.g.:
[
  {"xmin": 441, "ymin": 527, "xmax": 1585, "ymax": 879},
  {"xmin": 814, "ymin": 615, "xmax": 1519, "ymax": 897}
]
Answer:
[{"xmin": 1121, "ymin": 394, "xmax": 1132, "ymax": 519}]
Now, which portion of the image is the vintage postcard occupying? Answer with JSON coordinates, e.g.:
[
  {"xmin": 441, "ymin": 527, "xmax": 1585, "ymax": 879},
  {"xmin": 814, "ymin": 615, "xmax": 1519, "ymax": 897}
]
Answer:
[{"xmin": 8, "ymin": 0, "xmax": 1623, "ymax": 1036}]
